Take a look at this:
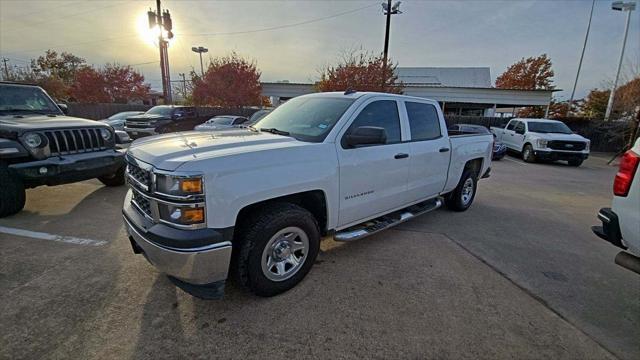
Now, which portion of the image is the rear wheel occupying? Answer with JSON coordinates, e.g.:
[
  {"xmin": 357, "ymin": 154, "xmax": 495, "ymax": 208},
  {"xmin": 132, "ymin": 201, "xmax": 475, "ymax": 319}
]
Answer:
[
  {"xmin": 522, "ymin": 144, "xmax": 536, "ymax": 163},
  {"xmin": 235, "ymin": 203, "xmax": 320, "ymax": 297},
  {"xmin": 0, "ymin": 165, "xmax": 26, "ymax": 217},
  {"xmin": 568, "ymin": 159, "xmax": 583, "ymax": 167},
  {"xmin": 98, "ymin": 165, "xmax": 125, "ymax": 186},
  {"xmin": 445, "ymin": 169, "xmax": 477, "ymax": 212}
]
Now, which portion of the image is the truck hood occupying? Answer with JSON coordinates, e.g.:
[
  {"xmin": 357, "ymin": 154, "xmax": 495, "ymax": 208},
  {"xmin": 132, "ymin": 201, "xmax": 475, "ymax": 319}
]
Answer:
[
  {"xmin": 0, "ymin": 114, "xmax": 108, "ymax": 137},
  {"xmin": 127, "ymin": 130, "xmax": 306, "ymax": 171},
  {"xmin": 529, "ymin": 132, "xmax": 588, "ymax": 142}
]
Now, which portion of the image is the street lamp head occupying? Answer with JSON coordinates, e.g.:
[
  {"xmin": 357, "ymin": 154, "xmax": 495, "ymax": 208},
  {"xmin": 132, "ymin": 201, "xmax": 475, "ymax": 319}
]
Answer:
[
  {"xmin": 612, "ymin": 1, "xmax": 636, "ymax": 11},
  {"xmin": 381, "ymin": 1, "xmax": 402, "ymax": 14},
  {"xmin": 191, "ymin": 46, "xmax": 209, "ymax": 53},
  {"xmin": 191, "ymin": 46, "xmax": 198, "ymax": 52}
]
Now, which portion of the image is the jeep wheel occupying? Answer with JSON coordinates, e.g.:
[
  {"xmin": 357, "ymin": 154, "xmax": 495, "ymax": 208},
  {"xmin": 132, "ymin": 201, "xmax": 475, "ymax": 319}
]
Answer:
[
  {"xmin": 98, "ymin": 166, "xmax": 125, "ymax": 186},
  {"xmin": 445, "ymin": 169, "xmax": 477, "ymax": 212},
  {"xmin": 522, "ymin": 144, "xmax": 536, "ymax": 163},
  {"xmin": 0, "ymin": 165, "xmax": 26, "ymax": 217},
  {"xmin": 235, "ymin": 203, "xmax": 320, "ymax": 297}
]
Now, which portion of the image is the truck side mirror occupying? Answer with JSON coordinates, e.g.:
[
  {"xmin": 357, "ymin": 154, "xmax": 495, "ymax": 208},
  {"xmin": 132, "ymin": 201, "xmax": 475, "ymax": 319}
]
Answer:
[
  {"xmin": 57, "ymin": 103, "xmax": 68, "ymax": 115},
  {"xmin": 345, "ymin": 126, "xmax": 387, "ymax": 147},
  {"xmin": 516, "ymin": 128, "xmax": 525, "ymax": 135}
]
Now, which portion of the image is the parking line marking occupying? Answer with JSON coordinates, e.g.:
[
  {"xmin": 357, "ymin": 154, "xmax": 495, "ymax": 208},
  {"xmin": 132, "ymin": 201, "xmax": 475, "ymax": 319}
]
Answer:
[
  {"xmin": 503, "ymin": 157, "xmax": 526, "ymax": 165},
  {"xmin": 0, "ymin": 225, "xmax": 107, "ymax": 246}
]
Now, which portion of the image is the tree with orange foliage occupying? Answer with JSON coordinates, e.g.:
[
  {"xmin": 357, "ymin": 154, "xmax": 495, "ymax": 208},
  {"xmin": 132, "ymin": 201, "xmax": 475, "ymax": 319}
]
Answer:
[
  {"xmin": 495, "ymin": 54, "xmax": 555, "ymax": 90},
  {"xmin": 192, "ymin": 52, "xmax": 262, "ymax": 108},
  {"xmin": 69, "ymin": 67, "xmax": 109, "ymax": 103},
  {"xmin": 69, "ymin": 64, "xmax": 149, "ymax": 103},
  {"xmin": 315, "ymin": 50, "xmax": 403, "ymax": 94}
]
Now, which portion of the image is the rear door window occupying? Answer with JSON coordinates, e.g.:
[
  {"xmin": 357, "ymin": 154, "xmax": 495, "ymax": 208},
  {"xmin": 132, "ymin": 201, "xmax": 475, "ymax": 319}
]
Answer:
[{"xmin": 405, "ymin": 102, "xmax": 441, "ymax": 141}]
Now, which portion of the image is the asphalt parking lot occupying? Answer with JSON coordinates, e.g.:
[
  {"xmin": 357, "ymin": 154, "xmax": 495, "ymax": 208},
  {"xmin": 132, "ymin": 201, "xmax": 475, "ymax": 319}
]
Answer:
[{"xmin": 1, "ymin": 154, "xmax": 638, "ymax": 359}]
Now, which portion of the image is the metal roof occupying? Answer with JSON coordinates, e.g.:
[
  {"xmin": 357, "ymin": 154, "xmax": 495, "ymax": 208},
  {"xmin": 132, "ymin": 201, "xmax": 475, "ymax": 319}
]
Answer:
[{"xmin": 395, "ymin": 67, "xmax": 492, "ymax": 88}]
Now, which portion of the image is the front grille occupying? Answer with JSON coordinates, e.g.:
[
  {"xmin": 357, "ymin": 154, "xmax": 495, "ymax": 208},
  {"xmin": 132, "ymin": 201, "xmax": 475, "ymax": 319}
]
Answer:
[
  {"xmin": 131, "ymin": 189, "xmax": 152, "ymax": 218},
  {"xmin": 126, "ymin": 163, "xmax": 151, "ymax": 190},
  {"xmin": 125, "ymin": 121, "xmax": 152, "ymax": 129},
  {"xmin": 43, "ymin": 128, "xmax": 107, "ymax": 156},
  {"xmin": 548, "ymin": 141, "xmax": 586, "ymax": 151}
]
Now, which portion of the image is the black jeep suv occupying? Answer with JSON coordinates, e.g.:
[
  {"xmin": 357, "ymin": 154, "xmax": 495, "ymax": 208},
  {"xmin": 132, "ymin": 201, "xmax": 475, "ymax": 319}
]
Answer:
[
  {"xmin": 0, "ymin": 82, "xmax": 128, "ymax": 217},
  {"xmin": 124, "ymin": 105, "xmax": 200, "ymax": 139}
]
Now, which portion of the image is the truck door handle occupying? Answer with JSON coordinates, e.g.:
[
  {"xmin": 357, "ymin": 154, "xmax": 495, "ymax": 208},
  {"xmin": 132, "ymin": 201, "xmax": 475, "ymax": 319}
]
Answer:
[
  {"xmin": 439, "ymin": 148, "xmax": 450, "ymax": 153},
  {"xmin": 394, "ymin": 153, "xmax": 409, "ymax": 159}
]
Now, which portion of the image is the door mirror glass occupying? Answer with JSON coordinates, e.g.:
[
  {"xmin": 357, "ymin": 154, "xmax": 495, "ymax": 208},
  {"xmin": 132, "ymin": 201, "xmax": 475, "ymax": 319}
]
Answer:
[{"xmin": 345, "ymin": 126, "xmax": 387, "ymax": 147}]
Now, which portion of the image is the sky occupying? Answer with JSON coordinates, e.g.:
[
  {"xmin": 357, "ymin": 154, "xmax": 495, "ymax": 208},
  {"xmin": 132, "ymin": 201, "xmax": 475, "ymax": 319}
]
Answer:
[{"xmin": 0, "ymin": 0, "xmax": 638, "ymax": 100}]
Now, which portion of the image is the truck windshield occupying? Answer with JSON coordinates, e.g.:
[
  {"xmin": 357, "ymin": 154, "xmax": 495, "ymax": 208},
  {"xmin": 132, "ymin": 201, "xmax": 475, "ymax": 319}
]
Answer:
[
  {"xmin": 145, "ymin": 106, "xmax": 174, "ymax": 116},
  {"xmin": 0, "ymin": 85, "xmax": 61, "ymax": 115},
  {"xmin": 528, "ymin": 121, "xmax": 572, "ymax": 134},
  {"xmin": 254, "ymin": 96, "xmax": 354, "ymax": 142}
]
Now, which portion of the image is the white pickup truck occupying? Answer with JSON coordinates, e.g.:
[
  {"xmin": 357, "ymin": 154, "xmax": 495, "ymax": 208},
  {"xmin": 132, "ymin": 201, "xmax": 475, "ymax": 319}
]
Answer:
[
  {"xmin": 122, "ymin": 92, "xmax": 493, "ymax": 298},
  {"xmin": 491, "ymin": 118, "xmax": 590, "ymax": 166},
  {"xmin": 593, "ymin": 138, "xmax": 640, "ymax": 274}
]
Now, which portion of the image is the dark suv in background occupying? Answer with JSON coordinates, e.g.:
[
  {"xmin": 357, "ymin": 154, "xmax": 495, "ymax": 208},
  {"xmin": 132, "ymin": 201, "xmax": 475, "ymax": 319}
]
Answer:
[
  {"xmin": 0, "ymin": 82, "xmax": 128, "ymax": 217},
  {"xmin": 124, "ymin": 105, "xmax": 200, "ymax": 139}
]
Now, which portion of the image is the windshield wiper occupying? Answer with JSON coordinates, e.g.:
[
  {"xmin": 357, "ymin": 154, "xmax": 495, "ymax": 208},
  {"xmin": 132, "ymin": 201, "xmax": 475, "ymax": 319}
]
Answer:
[{"xmin": 260, "ymin": 127, "xmax": 290, "ymax": 136}]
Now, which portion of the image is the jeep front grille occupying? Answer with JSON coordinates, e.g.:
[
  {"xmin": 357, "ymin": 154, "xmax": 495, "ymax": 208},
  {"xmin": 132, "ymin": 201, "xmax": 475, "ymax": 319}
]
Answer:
[{"xmin": 44, "ymin": 129, "xmax": 107, "ymax": 156}]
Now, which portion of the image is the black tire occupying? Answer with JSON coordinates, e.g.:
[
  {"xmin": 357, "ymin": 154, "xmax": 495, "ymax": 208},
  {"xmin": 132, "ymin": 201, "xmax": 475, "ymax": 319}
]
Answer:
[
  {"xmin": 445, "ymin": 169, "xmax": 477, "ymax": 212},
  {"xmin": 235, "ymin": 202, "xmax": 320, "ymax": 297},
  {"xmin": 0, "ymin": 165, "xmax": 26, "ymax": 217},
  {"xmin": 568, "ymin": 159, "xmax": 583, "ymax": 167},
  {"xmin": 522, "ymin": 144, "xmax": 536, "ymax": 163},
  {"xmin": 98, "ymin": 165, "xmax": 125, "ymax": 186}
]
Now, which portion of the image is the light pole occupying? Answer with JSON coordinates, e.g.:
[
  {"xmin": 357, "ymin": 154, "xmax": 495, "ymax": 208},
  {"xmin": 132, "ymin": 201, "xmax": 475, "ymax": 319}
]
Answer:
[
  {"xmin": 191, "ymin": 46, "xmax": 208, "ymax": 76},
  {"xmin": 568, "ymin": 0, "xmax": 595, "ymax": 116},
  {"xmin": 605, "ymin": 1, "xmax": 636, "ymax": 121}
]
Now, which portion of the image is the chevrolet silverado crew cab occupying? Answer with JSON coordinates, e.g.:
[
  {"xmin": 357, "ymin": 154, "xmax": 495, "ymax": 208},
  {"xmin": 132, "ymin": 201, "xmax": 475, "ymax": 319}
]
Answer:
[
  {"xmin": 593, "ymin": 138, "xmax": 640, "ymax": 274},
  {"xmin": 0, "ymin": 82, "xmax": 128, "ymax": 217},
  {"xmin": 491, "ymin": 118, "xmax": 590, "ymax": 166},
  {"xmin": 122, "ymin": 92, "xmax": 493, "ymax": 298},
  {"xmin": 124, "ymin": 105, "xmax": 198, "ymax": 139}
]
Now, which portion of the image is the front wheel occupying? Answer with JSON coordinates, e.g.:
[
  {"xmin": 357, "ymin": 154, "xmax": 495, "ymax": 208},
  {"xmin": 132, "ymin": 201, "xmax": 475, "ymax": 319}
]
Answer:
[
  {"xmin": 98, "ymin": 166, "xmax": 125, "ymax": 186},
  {"xmin": 0, "ymin": 165, "xmax": 26, "ymax": 217},
  {"xmin": 445, "ymin": 169, "xmax": 477, "ymax": 212},
  {"xmin": 522, "ymin": 144, "xmax": 536, "ymax": 163},
  {"xmin": 568, "ymin": 159, "xmax": 583, "ymax": 167},
  {"xmin": 235, "ymin": 203, "xmax": 320, "ymax": 297}
]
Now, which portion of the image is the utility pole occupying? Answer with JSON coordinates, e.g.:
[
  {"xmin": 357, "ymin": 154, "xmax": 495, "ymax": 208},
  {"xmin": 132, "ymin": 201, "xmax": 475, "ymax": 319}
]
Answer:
[
  {"xmin": 148, "ymin": 0, "xmax": 174, "ymax": 104},
  {"xmin": 605, "ymin": 1, "xmax": 636, "ymax": 121},
  {"xmin": 568, "ymin": 0, "xmax": 595, "ymax": 116},
  {"xmin": 1, "ymin": 58, "xmax": 9, "ymax": 80},
  {"xmin": 381, "ymin": 1, "xmax": 401, "ymax": 89}
]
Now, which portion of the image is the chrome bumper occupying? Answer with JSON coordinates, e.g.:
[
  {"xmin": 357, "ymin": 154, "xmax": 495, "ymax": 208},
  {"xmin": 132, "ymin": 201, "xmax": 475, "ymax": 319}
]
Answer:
[{"xmin": 124, "ymin": 216, "xmax": 232, "ymax": 285}]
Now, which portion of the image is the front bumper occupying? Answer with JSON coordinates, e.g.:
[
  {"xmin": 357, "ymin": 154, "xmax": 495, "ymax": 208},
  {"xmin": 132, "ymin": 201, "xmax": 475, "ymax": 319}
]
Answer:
[
  {"xmin": 592, "ymin": 207, "xmax": 626, "ymax": 249},
  {"xmin": 8, "ymin": 149, "xmax": 125, "ymax": 186},
  {"xmin": 534, "ymin": 150, "xmax": 589, "ymax": 161},
  {"xmin": 122, "ymin": 192, "xmax": 233, "ymax": 286},
  {"xmin": 124, "ymin": 127, "xmax": 157, "ymax": 139}
]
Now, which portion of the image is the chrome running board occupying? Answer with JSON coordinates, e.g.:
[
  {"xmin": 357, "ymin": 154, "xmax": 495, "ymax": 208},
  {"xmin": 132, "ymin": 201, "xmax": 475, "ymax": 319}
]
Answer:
[{"xmin": 334, "ymin": 198, "xmax": 442, "ymax": 242}]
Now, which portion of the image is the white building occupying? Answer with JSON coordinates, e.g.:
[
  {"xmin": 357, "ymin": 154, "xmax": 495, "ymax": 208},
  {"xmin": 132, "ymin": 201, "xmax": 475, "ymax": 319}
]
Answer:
[{"xmin": 261, "ymin": 67, "xmax": 555, "ymax": 117}]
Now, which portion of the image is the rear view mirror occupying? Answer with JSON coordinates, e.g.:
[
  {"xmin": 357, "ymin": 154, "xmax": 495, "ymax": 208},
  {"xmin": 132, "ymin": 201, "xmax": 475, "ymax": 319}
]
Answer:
[{"xmin": 345, "ymin": 126, "xmax": 387, "ymax": 147}]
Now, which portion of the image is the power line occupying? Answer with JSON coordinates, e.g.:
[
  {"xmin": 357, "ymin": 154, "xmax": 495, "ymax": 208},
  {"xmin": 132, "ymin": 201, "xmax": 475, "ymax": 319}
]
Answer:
[{"xmin": 178, "ymin": 3, "xmax": 377, "ymax": 37}]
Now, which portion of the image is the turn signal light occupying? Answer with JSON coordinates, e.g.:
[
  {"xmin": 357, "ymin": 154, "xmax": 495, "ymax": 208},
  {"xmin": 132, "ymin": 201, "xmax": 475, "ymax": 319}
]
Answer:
[
  {"xmin": 182, "ymin": 208, "xmax": 204, "ymax": 223},
  {"xmin": 181, "ymin": 178, "xmax": 203, "ymax": 193}
]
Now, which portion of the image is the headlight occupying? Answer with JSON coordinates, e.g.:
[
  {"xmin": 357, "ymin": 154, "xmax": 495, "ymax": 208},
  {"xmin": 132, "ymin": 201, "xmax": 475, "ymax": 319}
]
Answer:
[
  {"xmin": 23, "ymin": 133, "xmax": 43, "ymax": 148},
  {"xmin": 155, "ymin": 174, "xmax": 204, "ymax": 197},
  {"xmin": 585, "ymin": 141, "xmax": 590, "ymax": 151},
  {"xmin": 158, "ymin": 203, "xmax": 205, "ymax": 226},
  {"xmin": 537, "ymin": 139, "xmax": 548, "ymax": 148},
  {"xmin": 100, "ymin": 128, "xmax": 112, "ymax": 141}
]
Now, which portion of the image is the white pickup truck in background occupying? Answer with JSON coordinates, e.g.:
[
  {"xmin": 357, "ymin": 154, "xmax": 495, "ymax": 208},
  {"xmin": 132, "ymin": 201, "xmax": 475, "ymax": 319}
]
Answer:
[
  {"xmin": 491, "ymin": 118, "xmax": 590, "ymax": 166},
  {"xmin": 122, "ymin": 92, "xmax": 493, "ymax": 298}
]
